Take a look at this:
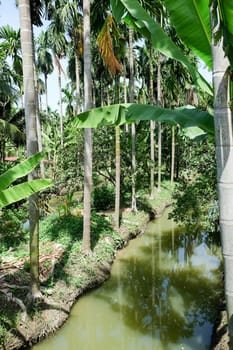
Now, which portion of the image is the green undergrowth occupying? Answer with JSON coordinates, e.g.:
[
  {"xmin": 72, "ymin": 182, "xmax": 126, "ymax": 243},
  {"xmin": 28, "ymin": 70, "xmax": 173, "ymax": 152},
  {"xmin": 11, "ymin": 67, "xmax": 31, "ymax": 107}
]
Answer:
[{"xmin": 137, "ymin": 180, "xmax": 174, "ymax": 214}]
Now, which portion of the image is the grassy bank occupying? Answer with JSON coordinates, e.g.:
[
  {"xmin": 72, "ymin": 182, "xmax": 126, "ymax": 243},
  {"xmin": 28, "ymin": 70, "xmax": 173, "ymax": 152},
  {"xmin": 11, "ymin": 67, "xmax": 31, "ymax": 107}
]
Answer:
[{"xmin": 0, "ymin": 183, "xmax": 173, "ymax": 350}]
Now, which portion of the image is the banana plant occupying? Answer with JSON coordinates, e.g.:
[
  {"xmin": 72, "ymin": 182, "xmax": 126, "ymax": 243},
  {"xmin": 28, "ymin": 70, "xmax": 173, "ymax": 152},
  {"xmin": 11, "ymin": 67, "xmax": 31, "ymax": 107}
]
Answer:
[{"xmin": 0, "ymin": 152, "xmax": 52, "ymax": 208}]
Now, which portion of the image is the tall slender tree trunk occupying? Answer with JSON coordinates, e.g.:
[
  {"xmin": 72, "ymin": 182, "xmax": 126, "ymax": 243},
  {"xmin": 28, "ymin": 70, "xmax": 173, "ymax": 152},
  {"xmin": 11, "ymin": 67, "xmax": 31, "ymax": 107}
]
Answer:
[
  {"xmin": 44, "ymin": 74, "xmax": 49, "ymax": 115},
  {"xmin": 149, "ymin": 44, "xmax": 155, "ymax": 199},
  {"xmin": 33, "ymin": 62, "xmax": 45, "ymax": 178},
  {"xmin": 75, "ymin": 53, "xmax": 81, "ymax": 114},
  {"xmin": 82, "ymin": 0, "xmax": 92, "ymax": 252},
  {"xmin": 211, "ymin": 12, "xmax": 233, "ymax": 345},
  {"xmin": 115, "ymin": 124, "xmax": 120, "ymax": 230},
  {"xmin": 157, "ymin": 52, "xmax": 162, "ymax": 193},
  {"xmin": 58, "ymin": 65, "xmax": 63, "ymax": 148},
  {"xmin": 18, "ymin": 0, "xmax": 41, "ymax": 299},
  {"xmin": 123, "ymin": 59, "xmax": 129, "ymax": 133},
  {"xmin": 170, "ymin": 125, "xmax": 175, "ymax": 187},
  {"xmin": 129, "ymin": 27, "xmax": 137, "ymax": 212},
  {"xmin": 114, "ymin": 76, "xmax": 121, "ymax": 231}
]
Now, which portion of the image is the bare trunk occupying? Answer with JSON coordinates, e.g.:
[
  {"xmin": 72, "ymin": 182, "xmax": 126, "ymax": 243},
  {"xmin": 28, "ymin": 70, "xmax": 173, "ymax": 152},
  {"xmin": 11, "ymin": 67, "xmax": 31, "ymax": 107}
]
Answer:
[
  {"xmin": 33, "ymin": 62, "xmax": 45, "ymax": 178},
  {"xmin": 157, "ymin": 122, "xmax": 162, "ymax": 193},
  {"xmin": 131, "ymin": 122, "xmax": 137, "ymax": 211},
  {"xmin": 75, "ymin": 53, "xmax": 81, "ymax": 114},
  {"xmin": 115, "ymin": 125, "xmax": 120, "ymax": 231},
  {"xmin": 58, "ymin": 67, "xmax": 63, "ymax": 148},
  {"xmin": 114, "ymin": 76, "xmax": 121, "ymax": 230},
  {"xmin": 18, "ymin": 0, "xmax": 41, "ymax": 298},
  {"xmin": 170, "ymin": 125, "xmax": 175, "ymax": 187},
  {"xmin": 82, "ymin": 0, "xmax": 92, "ymax": 252},
  {"xmin": 157, "ymin": 53, "xmax": 162, "ymax": 193},
  {"xmin": 149, "ymin": 44, "xmax": 155, "ymax": 199},
  {"xmin": 45, "ymin": 74, "xmax": 49, "ymax": 115},
  {"xmin": 129, "ymin": 27, "xmax": 137, "ymax": 212},
  {"xmin": 123, "ymin": 60, "xmax": 129, "ymax": 133}
]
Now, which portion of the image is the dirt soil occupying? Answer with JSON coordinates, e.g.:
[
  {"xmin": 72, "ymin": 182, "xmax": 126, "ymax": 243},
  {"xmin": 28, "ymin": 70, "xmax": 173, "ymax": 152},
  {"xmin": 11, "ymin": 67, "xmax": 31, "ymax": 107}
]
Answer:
[{"xmin": 0, "ymin": 210, "xmax": 230, "ymax": 350}]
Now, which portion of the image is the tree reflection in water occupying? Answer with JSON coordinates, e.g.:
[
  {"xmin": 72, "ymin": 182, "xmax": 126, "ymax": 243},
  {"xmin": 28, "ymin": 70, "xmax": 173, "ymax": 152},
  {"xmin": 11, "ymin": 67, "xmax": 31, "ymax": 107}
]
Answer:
[{"xmin": 97, "ymin": 213, "xmax": 223, "ymax": 348}]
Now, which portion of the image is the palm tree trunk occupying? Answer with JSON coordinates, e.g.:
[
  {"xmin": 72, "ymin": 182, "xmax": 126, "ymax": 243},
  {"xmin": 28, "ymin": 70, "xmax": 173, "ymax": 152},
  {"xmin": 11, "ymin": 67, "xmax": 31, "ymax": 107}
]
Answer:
[
  {"xmin": 82, "ymin": 0, "xmax": 92, "ymax": 252},
  {"xmin": 157, "ymin": 52, "xmax": 162, "ymax": 193},
  {"xmin": 18, "ymin": 0, "xmax": 41, "ymax": 299},
  {"xmin": 170, "ymin": 125, "xmax": 175, "ymax": 187},
  {"xmin": 129, "ymin": 27, "xmax": 137, "ymax": 212},
  {"xmin": 157, "ymin": 122, "xmax": 162, "ymax": 192},
  {"xmin": 123, "ymin": 59, "xmax": 129, "ymax": 133},
  {"xmin": 75, "ymin": 53, "xmax": 81, "ymax": 114},
  {"xmin": 131, "ymin": 123, "xmax": 137, "ymax": 211},
  {"xmin": 58, "ymin": 65, "xmax": 63, "ymax": 148},
  {"xmin": 211, "ymin": 29, "xmax": 233, "ymax": 347},
  {"xmin": 149, "ymin": 44, "xmax": 155, "ymax": 199},
  {"xmin": 115, "ymin": 125, "xmax": 120, "ymax": 230},
  {"xmin": 44, "ymin": 74, "xmax": 49, "ymax": 115},
  {"xmin": 114, "ymin": 75, "xmax": 121, "ymax": 231},
  {"xmin": 33, "ymin": 62, "xmax": 45, "ymax": 178}
]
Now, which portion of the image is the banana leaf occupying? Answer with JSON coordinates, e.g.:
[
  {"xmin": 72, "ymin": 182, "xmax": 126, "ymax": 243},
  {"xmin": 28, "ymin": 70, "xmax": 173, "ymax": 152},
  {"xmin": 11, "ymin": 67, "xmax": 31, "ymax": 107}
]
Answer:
[
  {"xmin": 110, "ymin": 0, "xmax": 212, "ymax": 95},
  {"xmin": 72, "ymin": 104, "xmax": 128, "ymax": 128},
  {"xmin": 218, "ymin": 0, "xmax": 233, "ymax": 68},
  {"xmin": 0, "ymin": 152, "xmax": 45, "ymax": 192},
  {"xmin": 73, "ymin": 103, "xmax": 214, "ymax": 137},
  {"xmin": 0, "ymin": 179, "xmax": 52, "ymax": 208},
  {"xmin": 164, "ymin": 0, "xmax": 212, "ymax": 69}
]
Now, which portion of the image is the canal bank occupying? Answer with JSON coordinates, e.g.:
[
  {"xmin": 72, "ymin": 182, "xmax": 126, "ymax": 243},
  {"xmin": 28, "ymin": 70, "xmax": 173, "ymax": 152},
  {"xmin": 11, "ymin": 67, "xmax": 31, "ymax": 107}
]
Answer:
[
  {"xmin": 0, "ymin": 189, "xmax": 229, "ymax": 350},
  {"xmin": 29, "ymin": 210, "xmax": 224, "ymax": 350},
  {"xmin": 1, "ymin": 207, "xmax": 152, "ymax": 350}
]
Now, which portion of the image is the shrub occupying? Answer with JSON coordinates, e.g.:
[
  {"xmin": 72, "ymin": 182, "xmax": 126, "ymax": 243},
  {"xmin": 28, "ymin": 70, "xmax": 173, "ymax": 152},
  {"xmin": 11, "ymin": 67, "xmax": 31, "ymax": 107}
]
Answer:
[{"xmin": 93, "ymin": 185, "xmax": 115, "ymax": 211}]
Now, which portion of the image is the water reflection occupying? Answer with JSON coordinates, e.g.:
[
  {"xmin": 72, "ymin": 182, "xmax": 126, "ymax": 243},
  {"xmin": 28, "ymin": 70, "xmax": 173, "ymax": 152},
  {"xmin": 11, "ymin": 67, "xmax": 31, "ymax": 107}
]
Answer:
[{"xmin": 31, "ymin": 211, "xmax": 222, "ymax": 350}]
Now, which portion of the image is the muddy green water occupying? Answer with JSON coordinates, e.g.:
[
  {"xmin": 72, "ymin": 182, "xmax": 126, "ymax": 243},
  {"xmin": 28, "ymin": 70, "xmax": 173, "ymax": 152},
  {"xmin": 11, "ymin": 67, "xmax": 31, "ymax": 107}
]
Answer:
[{"xmin": 31, "ymin": 211, "xmax": 222, "ymax": 350}]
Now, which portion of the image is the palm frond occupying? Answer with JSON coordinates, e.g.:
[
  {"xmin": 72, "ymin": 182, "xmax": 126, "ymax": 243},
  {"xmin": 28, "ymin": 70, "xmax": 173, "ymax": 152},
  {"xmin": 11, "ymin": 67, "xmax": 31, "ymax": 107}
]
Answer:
[{"xmin": 97, "ymin": 15, "xmax": 123, "ymax": 76}]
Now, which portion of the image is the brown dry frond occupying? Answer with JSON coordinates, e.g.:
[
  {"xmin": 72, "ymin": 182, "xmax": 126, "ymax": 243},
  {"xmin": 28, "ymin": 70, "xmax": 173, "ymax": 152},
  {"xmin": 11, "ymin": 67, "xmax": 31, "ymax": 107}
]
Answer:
[{"xmin": 97, "ymin": 15, "xmax": 122, "ymax": 76}]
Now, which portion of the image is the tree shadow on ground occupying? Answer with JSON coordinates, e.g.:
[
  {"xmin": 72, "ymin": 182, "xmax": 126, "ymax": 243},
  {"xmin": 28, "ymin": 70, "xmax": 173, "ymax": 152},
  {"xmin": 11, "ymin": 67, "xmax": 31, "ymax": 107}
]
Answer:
[{"xmin": 40, "ymin": 212, "xmax": 115, "ymax": 286}]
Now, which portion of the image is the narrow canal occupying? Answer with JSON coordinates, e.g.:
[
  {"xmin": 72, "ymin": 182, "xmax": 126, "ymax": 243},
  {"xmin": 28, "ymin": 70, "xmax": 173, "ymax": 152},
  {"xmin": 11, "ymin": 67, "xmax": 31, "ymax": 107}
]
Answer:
[{"xmin": 31, "ymin": 210, "xmax": 222, "ymax": 350}]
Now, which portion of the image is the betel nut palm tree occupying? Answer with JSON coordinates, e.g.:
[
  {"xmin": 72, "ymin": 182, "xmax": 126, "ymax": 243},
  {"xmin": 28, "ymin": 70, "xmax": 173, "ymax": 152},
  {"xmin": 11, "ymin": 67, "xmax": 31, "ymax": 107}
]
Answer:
[
  {"xmin": 82, "ymin": 0, "xmax": 93, "ymax": 252},
  {"xmin": 18, "ymin": 0, "xmax": 41, "ymax": 299},
  {"xmin": 97, "ymin": 13, "xmax": 123, "ymax": 230}
]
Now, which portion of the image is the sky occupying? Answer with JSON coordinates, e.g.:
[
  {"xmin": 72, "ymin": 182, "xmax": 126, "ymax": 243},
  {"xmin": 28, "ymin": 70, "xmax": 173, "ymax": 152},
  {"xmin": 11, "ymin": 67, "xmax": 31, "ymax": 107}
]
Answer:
[
  {"xmin": 0, "ymin": 0, "xmax": 212, "ymax": 112},
  {"xmin": 0, "ymin": 0, "xmax": 67, "ymax": 112}
]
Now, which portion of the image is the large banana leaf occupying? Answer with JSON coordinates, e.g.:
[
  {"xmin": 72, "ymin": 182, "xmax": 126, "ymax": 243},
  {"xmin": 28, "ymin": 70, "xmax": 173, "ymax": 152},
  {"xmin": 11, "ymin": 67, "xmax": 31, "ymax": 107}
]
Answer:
[
  {"xmin": 218, "ymin": 0, "xmax": 233, "ymax": 68},
  {"xmin": 163, "ymin": 0, "xmax": 212, "ymax": 70},
  {"xmin": 73, "ymin": 103, "xmax": 214, "ymax": 137},
  {"xmin": 110, "ymin": 0, "xmax": 212, "ymax": 95},
  {"xmin": 126, "ymin": 104, "xmax": 214, "ymax": 135},
  {"xmin": 72, "ymin": 104, "xmax": 128, "ymax": 128},
  {"xmin": 0, "ymin": 152, "xmax": 45, "ymax": 192},
  {"xmin": 0, "ymin": 179, "xmax": 52, "ymax": 208},
  {"xmin": 220, "ymin": 0, "xmax": 233, "ymax": 36}
]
